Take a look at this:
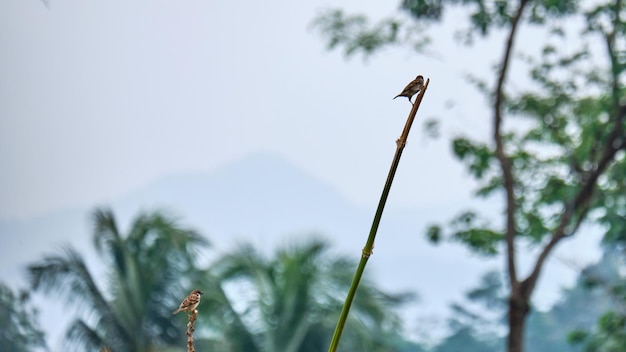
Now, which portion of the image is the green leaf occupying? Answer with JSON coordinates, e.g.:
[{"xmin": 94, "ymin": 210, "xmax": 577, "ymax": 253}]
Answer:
[
  {"xmin": 452, "ymin": 138, "xmax": 494, "ymax": 178},
  {"xmin": 426, "ymin": 224, "xmax": 442, "ymax": 244},
  {"xmin": 567, "ymin": 329, "xmax": 589, "ymax": 345},
  {"xmin": 449, "ymin": 211, "xmax": 503, "ymax": 255}
]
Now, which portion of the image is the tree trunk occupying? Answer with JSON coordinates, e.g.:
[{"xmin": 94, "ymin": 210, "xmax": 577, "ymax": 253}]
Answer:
[{"xmin": 507, "ymin": 288, "xmax": 530, "ymax": 352}]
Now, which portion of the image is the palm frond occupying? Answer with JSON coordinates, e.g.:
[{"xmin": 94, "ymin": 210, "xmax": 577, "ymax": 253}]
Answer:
[
  {"xmin": 208, "ymin": 237, "xmax": 412, "ymax": 351},
  {"xmin": 28, "ymin": 246, "xmax": 132, "ymax": 349},
  {"xmin": 64, "ymin": 319, "xmax": 104, "ymax": 352},
  {"xmin": 92, "ymin": 208, "xmax": 125, "ymax": 270}
]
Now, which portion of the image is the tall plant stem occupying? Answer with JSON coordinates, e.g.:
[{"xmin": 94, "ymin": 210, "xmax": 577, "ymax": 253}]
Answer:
[
  {"xmin": 327, "ymin": 78, "xmax": 430, "ymax": 352},
  {"xmin": 186, "ymin": 310, "xmax": 198, "ymax": 352}
]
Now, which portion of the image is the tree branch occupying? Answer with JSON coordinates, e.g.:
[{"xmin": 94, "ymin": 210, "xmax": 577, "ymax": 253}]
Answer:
[
  {"xmin": 523, "ymin": 0, "xmax": 625, "ymax": 296},
  {"xmin": 606, "ymin": 0, "xmax": 622, "ymax": 114},
  {"xmin": 524, "ymin": 103, "xmax": 626, "ymax": 297},
  {"xmin": 494, "ymin": 0, "xmax": 530, "ymax": 287}
]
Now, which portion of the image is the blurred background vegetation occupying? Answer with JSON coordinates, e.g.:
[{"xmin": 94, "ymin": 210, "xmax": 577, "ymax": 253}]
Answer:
[
  {"xmin": 2, "ymin": 0, "xmax": 624, "ymax": 350},
  {"xmin": 314, "ymin": 0, "xmax": 625, "ymax": 350},
  {"xmin": 1, "ymin": 206, "xmax": 625, "ymax": 351}
]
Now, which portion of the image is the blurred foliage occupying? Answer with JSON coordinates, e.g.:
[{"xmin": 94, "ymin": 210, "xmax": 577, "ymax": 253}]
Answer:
[
  {"xmin": 314, "ymin": 0, "xmax": 624, "ymax": 350},
  {"xmin": 567, "ymin": 248, "xmax": 626, "ymax": 351},
  {"xmin": 439, "ymin": 49, "xmax": 625, "ymax": 252},
  {"xmin": 28, "ymin": 207, "xmax": 209, "ymax": 352},
  {"xmin": 313, "ymin": 0, "xmax": 626, "ymax": 252},
  {"xmin": 0, "ymin": 282, "xmax": 47, "ymax": 351},
  {"xmin": 16, "ymin": 207, "xmax": 626, "ymax": 351},
  {"xmin": 525, "ymin": 250, "xmax": 616, "ymax": 352},
  {"xmin": 314, "ymin": 0, "xmax": 584, "ymax": 57},
  {"xmin": 432, "ymin": 248, "xmax": 625, "ymax": 352},
  {"xmin": 311, "ymin": 9, "xmax": 430, "ymax": 58},
  {"xmin": 432, "ymin": 271, "xmax": 506, "ymax": 352},
  {"xmin": 25, "ymin": 208, "xmax": 424, "ymax": 351},
  {"xmin": 193, "ymin": 238, "xmax": 419, "ymax": 352}
]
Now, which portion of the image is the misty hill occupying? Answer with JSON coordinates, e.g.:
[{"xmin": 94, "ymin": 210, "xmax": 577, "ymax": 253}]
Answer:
[{"xmin": 112, "ymin": 153, "xmax": 369, "ymax": 250}]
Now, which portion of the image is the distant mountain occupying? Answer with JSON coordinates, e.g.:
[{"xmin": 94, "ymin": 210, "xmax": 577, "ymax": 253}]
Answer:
[{"xmin": 111, "ymin": 152, "xmax": 368, "ymax": 251}]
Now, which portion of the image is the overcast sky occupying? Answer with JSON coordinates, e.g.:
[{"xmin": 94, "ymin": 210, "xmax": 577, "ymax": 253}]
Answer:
[
  {"xmin": 0, "ymin": 0, "xmax": 604, "ymax": 349},
  {"xmin": 0, "ymin": 0, "xmax": 500, "ymax": 222}
]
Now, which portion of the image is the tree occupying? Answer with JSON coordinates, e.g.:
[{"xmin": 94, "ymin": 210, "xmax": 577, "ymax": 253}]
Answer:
[
  {"xmin": 314, "ymin": 1, "xmax": 626, "ymax": 351},
  {"xmin": 28, "ymin": 207, "xmax": 209, "ymax": 351},
  {"xmin": 195, "ymin": 238, "xmax": 417, "ymax": 352},
  {"xmin": 0, "ymin": 282, "xmax": 47, "ymax": 351}
]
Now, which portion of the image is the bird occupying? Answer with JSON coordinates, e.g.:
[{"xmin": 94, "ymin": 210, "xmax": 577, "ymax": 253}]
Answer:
[
  {"xmin": 393, "ymin": 75, "xmax": 424, "ymax": 103},
  {"xmin": 172, "ymin": 289, "xmax": 204, "ymax": 315}
]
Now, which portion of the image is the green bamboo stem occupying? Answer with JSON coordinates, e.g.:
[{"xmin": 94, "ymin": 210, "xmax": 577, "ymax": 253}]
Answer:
[{"xmin": 327, "ymin": 78, "xmax": 430, "ymax": 352}]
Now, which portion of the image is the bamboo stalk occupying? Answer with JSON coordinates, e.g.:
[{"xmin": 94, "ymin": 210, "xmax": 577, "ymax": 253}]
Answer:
[{"xmin": 327, "ymin": 77, "xmax": 430, "ymax": 352}]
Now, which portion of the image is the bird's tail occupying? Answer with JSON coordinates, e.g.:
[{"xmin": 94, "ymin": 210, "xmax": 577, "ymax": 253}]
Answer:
[
  {"xmin": 172, "ymin": 308, "xmax": 181, "ymax": 315},
  {"xmin": 393, "ymin": 95, "xmax": 400, "ymax": 100}
]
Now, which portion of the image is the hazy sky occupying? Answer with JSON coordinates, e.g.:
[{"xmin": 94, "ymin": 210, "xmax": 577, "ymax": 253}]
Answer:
[
  {"xmin": 0, "ymin": 0, "xmax": 497, "ymax": 222},
  {"xmin": 0, "ymin": 0, "xmax": 604, "ymax": 349}
]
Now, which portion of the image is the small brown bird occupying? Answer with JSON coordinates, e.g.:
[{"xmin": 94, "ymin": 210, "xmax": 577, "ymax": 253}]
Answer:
[
  {"xmin": 393, "ymin": 75, "xmax": 424, "ymax": 103},
  {"xmin": 172, "ymin": 289, "xmax": 203, "ymax": 315}
]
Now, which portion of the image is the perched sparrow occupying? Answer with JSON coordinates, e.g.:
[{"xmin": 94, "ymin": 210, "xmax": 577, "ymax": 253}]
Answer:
[
  {"xmin": 393, "ymin": 75, "xmax": 424, "ymax": 103},
  {"xmin": 172, "ymin": 289, "xmax": 203, "ymax": 315}
]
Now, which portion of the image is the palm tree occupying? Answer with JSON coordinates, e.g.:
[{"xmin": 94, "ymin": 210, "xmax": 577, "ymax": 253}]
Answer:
[
  {"xmin": 196, "ymin": 238, "xmax": 413, "ymax": 352},
  {"xmin": 28, "ymin": 207, "xmax": 209, "ymax": 351}
]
